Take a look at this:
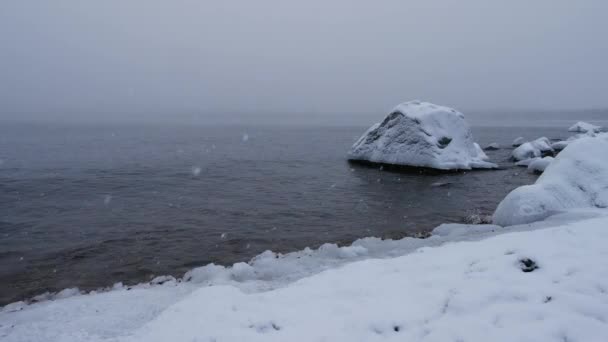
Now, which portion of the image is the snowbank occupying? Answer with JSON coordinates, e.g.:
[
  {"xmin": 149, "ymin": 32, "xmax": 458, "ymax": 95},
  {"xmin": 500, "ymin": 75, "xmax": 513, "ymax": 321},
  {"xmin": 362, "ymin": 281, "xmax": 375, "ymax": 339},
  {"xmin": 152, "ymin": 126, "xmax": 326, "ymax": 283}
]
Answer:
[
  {"xmin": 348, "ymin": 101, "xmax": 496, "ymax": 170},
  {"xmin": 568, "ymin": 121, "xmax": 602, "ymax": 133},
  {"xmin": 494, "ymin": 134, "xmax": 608, "ymax": 226},
  {"xmin": 3, "ymin": 213, "xmax": 608, "ymax": 342}
]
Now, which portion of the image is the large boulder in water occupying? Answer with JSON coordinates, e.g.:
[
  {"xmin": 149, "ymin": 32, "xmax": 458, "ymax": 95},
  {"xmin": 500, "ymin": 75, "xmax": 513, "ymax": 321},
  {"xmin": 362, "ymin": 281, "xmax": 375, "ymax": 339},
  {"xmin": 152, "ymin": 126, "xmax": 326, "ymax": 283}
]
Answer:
[{"xmin": 348, "ymin": 101, "xmax": 497, "ymax": 170}]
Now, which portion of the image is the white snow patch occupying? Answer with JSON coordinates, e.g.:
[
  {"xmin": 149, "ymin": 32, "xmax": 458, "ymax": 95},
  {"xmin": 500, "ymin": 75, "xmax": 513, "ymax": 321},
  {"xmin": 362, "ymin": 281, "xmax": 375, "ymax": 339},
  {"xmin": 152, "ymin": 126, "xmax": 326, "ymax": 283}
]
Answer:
[{"xmin": 348, "ymin": 101, "xmax": 496, "ymax": 170}]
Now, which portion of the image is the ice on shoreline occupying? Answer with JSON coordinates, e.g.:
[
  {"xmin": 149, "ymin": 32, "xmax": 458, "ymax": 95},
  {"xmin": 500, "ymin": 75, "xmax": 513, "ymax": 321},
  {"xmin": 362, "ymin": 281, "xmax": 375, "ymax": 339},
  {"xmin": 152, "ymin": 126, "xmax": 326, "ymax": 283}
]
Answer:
[
  {"xmin": 2, "ymin": 210, "xmax": 608, "ymax": 342},
  {"xmin": 348, "ymin": 101, "xmax": 496, "ymax": 170}
]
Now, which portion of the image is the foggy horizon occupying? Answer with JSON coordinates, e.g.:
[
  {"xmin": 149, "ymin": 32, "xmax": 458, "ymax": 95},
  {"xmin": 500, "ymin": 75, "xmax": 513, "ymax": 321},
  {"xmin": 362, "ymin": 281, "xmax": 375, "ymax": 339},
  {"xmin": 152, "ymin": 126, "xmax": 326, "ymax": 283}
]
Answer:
[{"xmin": 2, "ymin": 1, "xmax": 608, "ymax": 123}]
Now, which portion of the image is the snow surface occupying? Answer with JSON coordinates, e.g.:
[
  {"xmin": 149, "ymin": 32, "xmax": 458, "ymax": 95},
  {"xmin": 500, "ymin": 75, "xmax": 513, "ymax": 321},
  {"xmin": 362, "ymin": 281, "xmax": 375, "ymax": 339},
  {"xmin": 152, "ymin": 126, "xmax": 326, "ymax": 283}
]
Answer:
[
  {"xmin": 494, "ymin": 134, "xmax": 608, "ymax": 226},
  {"xmin": 348, "ymin": 101, "xmax": 496, "ymax": 170},
  {"xmin": 3, "ymin": 212, "xmax": 608, "ymax": 342},
  {"xmin": 568, "ymin": 121, "xmax": 602, "ymax": 133}
]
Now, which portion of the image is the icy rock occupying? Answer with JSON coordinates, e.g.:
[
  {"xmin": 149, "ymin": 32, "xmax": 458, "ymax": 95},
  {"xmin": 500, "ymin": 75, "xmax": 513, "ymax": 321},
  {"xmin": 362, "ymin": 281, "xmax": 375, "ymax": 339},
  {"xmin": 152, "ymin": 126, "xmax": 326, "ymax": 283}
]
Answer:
[
  {"xmin": 512, "ymin": 142, "xmax": 540, "ymax": 161},
  {"xmin": 551, "ymin": 140, "xmax": 569, "ymax": 151},
  {"xmin": 527, "ymin": 156, "xmax": 553, "ymax": 174},
  {"xmin": 348, "ymin": 101, "xmax": 496, "ymax": 170},
  {"xmin": 484, "ymin": 143, "xmax": 500, "ymax": 150},
  {"xmin": 494, "ymin": 134, "xmax": 608, "ymax": 226},
  {"xmin": 568, "ymin": 121, "xmax": 602, "ymax": 133},
  {"xmin": 515, "ymin": 158, "xmax": 539, "ymax": 167},
  {"xmin": 473, "ymin": 143, "xmax": 490, "ymax": 161},
  {"xmin": 512, "ymin": 137, "xmax": 554, "ymax": 161},
  {"xmin": 512, "ymin": 137, "xmax": 525, "ymax": 147}
]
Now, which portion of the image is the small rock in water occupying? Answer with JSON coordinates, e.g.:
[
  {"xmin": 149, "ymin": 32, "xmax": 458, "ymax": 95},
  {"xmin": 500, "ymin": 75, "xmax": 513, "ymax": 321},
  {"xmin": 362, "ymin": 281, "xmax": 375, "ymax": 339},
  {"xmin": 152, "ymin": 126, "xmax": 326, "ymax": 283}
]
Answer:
[
  {"xmin": 484, "ymin": 143, "xmax": 500, "ymax": 150},
  {"xmin": 512, "ymin": 137, "xmax": 525, "ymax": 147}
]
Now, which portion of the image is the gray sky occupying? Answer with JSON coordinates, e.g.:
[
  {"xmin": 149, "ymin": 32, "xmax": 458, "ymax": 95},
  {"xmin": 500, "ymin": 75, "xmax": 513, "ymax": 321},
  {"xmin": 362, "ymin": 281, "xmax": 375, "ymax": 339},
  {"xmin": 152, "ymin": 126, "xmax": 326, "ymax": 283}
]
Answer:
[{"xmin": 1, "ymin": 0, "xmax": 607, "ymax": 123}]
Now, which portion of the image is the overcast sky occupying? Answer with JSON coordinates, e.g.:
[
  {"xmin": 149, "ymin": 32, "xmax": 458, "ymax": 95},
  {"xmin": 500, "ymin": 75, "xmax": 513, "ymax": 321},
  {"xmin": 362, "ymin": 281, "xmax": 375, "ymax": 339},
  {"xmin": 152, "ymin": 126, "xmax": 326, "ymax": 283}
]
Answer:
[{"xmin": 1, "ymin": 0, "xmax": 607, "ymax": 122}]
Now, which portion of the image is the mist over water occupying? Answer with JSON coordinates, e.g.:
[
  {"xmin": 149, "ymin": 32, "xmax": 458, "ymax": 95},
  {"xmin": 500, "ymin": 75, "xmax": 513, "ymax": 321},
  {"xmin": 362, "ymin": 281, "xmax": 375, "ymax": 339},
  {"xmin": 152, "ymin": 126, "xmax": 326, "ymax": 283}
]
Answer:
[{"xmin": 1, "ymin": 0, "xmax": 608, "ymax": 122}]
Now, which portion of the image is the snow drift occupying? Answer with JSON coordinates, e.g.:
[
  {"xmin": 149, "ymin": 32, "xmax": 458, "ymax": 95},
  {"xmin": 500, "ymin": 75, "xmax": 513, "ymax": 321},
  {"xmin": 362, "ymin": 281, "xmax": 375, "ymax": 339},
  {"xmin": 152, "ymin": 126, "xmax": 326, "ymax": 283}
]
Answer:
[
  {"xmin": 348, "ymin": 101, "xmax": 496, "ymax": 170},
  {"xmin": 494, "ymin": 134, "xmax": 608, "ymax": 226}
]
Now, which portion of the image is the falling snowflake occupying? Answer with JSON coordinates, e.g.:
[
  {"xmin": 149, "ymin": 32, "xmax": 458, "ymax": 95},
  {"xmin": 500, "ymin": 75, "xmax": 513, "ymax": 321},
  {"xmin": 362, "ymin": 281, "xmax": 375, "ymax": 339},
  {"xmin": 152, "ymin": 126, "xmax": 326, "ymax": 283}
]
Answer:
[
  {"xmin": 192, "ymin": 166, "xmax": 202, "ymax": 176},
  {"xmin": 242, "ymin": 134, "xmax": 249, "ymax": 142}
]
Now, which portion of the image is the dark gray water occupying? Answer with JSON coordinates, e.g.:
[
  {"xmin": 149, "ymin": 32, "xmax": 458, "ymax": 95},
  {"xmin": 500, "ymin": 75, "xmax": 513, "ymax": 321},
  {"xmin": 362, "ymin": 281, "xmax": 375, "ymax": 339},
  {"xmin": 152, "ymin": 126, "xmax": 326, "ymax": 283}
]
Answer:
[{"xmin": 0, "ymin": 123, "xmax": 568, "ymax": 305}]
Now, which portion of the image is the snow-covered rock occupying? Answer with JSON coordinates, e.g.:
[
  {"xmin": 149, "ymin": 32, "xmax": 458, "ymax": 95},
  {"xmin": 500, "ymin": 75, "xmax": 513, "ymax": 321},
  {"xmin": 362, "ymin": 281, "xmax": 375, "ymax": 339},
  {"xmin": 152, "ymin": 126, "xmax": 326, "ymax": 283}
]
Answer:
[
  {"xmin": 348, "ymin": 101, "xmax": 496, "ymax": 170},
  {"xmin": 512, "ymin": 142, "xmax": 540, "ymax": 161},
  {"xmin": 568, "ymin": 121, "xmax": 602, "ymax": 133},
  {"xmin": 512, "ymin": 137, "xmax": 525, "ymax": 147},
  {"xmin": 494, "ymin": 134, "xmax": 608, "ymax": 226},
  {"xmin": 531, "ymin": 136, "xmax": 553, "ymax": 153},
  {"xmin": 551, "ymin": 140, "xmax": 569, "ymax": 151},
  {"xmin": 511, "ymin": 137, "xmax": 554, "ymax": 161},
  {"xmin": 527, "ymin": 156, "xmax": 553, "ymax": 173},
  {"xmin": 515, "ymin": 157, "xmax": 539, "ymax": 167},
  {"xmin": 473, "ymin": 143, "xmax": 490, "ymax": 161},
  {"xmin": 484, "ymin": 143, "xmax": 500, "ymax": 150}
]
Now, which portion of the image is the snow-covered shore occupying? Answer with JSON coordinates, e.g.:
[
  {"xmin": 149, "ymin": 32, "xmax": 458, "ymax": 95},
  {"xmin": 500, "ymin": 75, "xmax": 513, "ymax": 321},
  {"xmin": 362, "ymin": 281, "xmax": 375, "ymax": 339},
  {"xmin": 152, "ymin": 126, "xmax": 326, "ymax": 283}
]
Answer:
[
  {"xmin": 2, "ymin": 209, "xmax": 607, "ymax": 342},
  {"xmin": 2, "ymin": 133, "xmax": 608, "ymax": 342}
]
